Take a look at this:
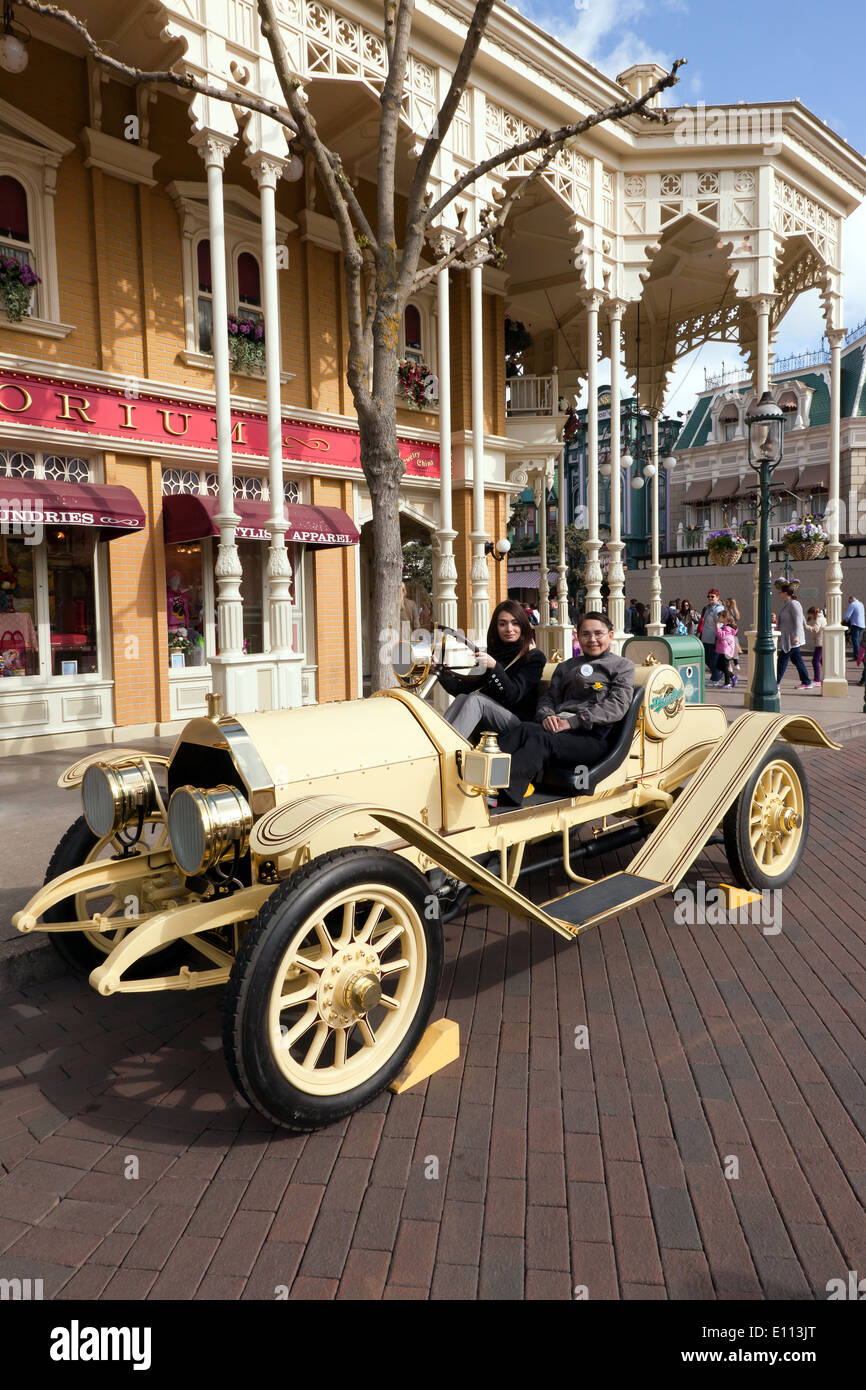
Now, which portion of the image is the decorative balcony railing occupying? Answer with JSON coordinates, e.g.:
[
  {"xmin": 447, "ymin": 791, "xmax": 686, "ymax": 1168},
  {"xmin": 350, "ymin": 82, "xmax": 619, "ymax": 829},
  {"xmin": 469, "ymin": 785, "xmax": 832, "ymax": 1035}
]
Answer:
[{"xmin": 506, "ymin": 374, "xmax": 555, "ymax": 416}]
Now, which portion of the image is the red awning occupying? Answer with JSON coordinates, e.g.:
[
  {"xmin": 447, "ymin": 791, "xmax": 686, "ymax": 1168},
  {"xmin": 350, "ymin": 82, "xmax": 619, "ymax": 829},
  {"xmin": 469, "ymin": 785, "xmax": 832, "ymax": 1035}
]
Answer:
[
  {"xmin": 0, "ymin": 476, "xmax": 145, "ymax": 539},
  {"xmin": 796, "ymin": 464, "xmax": 829, "ymax": 492},
  {"xmin": 162, "ymin": 494, "xmax": 359, "ymax": 547}
]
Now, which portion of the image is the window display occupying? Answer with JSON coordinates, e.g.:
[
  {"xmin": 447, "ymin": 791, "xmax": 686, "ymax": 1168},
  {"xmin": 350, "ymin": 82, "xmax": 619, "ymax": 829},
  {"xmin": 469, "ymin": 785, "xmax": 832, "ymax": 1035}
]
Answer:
[
  {"xmin": 165, "ymin": 542, "xmax": 206, "ymax": 667},
  {"xmin": 47, "ymin": 529, "xmax": 97, "ymax": 676},
  {"xmin": 0, "ymin": 537, "xmax": 36, "ymax": 676}
]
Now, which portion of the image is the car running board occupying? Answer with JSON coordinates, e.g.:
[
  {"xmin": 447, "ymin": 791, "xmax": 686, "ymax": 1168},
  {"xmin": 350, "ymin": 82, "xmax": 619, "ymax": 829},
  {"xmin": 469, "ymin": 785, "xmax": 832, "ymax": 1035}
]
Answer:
[{"xmin": 541, "ymin": 872, "xmax": 669, "ymax": 935}]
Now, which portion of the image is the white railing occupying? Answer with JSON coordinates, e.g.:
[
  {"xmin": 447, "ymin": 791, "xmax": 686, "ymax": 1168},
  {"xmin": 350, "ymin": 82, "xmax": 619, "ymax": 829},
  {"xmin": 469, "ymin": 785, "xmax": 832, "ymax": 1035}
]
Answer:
[{"xmin": 506, "ymin": 374, "xmax": 555, "ymax": 416}]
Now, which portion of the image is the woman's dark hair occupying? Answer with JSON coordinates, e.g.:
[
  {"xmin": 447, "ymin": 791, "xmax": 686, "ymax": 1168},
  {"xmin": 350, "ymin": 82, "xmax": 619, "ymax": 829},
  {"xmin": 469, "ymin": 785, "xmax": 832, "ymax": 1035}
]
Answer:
[
  {"xmin": 577, "ymin": 610, "xmax": 614, "ymax": 632},
  {"xmin": 487, "ymin": 599, "xmax": 533, "ymax": 659},
  {"xmin": 680, "ymin": 599, "xmax": 692, "ymax": 613},
  {"xmin": 778, "ymin": 583, "xmax": 795, "ymax": 597}
]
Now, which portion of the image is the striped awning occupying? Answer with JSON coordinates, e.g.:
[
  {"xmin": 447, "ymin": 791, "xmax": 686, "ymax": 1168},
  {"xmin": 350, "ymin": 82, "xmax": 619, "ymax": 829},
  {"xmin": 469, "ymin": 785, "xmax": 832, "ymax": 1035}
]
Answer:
[
  {"xmin": 796, "ymin": 463, "xmax": 829, "ymax": 492},
  {"xmin": 683, "ymin": 478, "xmax": 712, "ymax": 503}
]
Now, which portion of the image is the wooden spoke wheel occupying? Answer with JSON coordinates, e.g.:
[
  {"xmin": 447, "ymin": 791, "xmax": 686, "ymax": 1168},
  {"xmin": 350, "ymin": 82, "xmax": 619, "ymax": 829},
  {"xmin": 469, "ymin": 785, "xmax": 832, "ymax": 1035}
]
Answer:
[
  {"xmin": 223, "ymin": 847, "xmax": 443, "ymax": 1131},
  {"xmin": 43, "ymin": 815, "xmax": 191, "ymax": 976},
  {"xmin": 722, "ymin": 745, "xmax": 808, "ymax": 891}
]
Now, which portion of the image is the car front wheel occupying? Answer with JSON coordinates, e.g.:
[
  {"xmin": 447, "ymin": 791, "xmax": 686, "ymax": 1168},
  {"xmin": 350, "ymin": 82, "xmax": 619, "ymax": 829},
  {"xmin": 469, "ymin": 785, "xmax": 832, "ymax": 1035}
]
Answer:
[{"xmin": 223, "ymin": 847, "xmax": 444, "ymax": 1131}]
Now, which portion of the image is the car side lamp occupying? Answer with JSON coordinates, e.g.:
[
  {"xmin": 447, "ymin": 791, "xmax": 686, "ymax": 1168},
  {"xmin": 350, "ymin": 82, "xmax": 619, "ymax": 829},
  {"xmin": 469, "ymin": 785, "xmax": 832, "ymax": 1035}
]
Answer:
[{"xmin": 457, "ymin": 731, "xmax": 512, "ymax": 795}]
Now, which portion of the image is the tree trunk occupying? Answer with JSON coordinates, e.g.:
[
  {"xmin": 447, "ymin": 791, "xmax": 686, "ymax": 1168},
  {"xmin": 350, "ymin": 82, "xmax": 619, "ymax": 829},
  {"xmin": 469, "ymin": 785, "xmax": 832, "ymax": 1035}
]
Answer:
[{"xmin": 357, "ymin": 395, "xmax": 405, "ymax": 692}]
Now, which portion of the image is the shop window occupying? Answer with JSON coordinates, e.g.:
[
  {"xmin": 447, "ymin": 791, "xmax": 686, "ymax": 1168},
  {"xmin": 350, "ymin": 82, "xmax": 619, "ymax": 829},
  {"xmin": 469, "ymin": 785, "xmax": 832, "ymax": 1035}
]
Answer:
[
  {"xmin": 165, "ymin": 542, "xmax": 207, "ymax": 669},
  {"xmin": 162, "ymin": 468, "xmax": 202, "ymax": 496},
  {"xmin": 196, "ymin": 238, "xmax": 214, "ymax": 355},
  {"xmin": 47, "ymin": 528, "xmax": 97, "ymax": 676},
  {"xmin": 403, "ymin": 303, "xmax": 423, "ymax": 364},
  {"xmin": 0, "ymin": 538, "xmax": 37, "ymax": 677},
  {"xmin": 284, "ymin": 480, "xmax": 300, "ymax": 505}
]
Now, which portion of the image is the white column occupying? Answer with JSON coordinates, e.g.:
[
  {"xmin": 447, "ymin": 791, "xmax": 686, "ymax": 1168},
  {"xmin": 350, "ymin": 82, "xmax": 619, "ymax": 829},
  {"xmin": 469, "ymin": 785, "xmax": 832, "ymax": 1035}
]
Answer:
[
  {"xmin": 469, "ymin": 259, "xmax": 489, "ymax": 641},
  {"xmin": 434, "ymin": 256, "xmax": 458, "ymax": 709},
  {"xmin": 584, "ymin": 293, "xmax": 604, "ymax": 608},
  {"xmin": 555, "ymin": 444, "xmax": 572, "ymax": 650},
  {"xmin": 250, "ymin": 155, "xmax": 293, "ymax": 657},
  {"xmin": 198, "ymin": 133, "xmax": 243, "ymax": 657},
  {"xmin": 537, "ymin": 466, "xmax": 549, "ymax": 624},
  {"xmin": 648, "ymin": 411, "xmax": 663, "ymax": 635},
  {"xmin": 823, "ymin": 326, "xmax": 847, "ymax": 696},
  {"xmin": 434, "ymin": 258, "xmax": 457, "ymax": 635},
  {"xmin": 608, "ymin": 301, "xmax": 626, "ymax": 645}
]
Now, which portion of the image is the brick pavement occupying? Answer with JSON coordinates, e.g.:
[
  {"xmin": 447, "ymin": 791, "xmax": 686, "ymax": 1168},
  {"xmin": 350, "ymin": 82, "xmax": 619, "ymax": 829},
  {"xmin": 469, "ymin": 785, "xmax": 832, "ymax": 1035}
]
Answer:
[{"xmin": 0, "ymin": 744, "xmax": 865, "ymax": 1300}]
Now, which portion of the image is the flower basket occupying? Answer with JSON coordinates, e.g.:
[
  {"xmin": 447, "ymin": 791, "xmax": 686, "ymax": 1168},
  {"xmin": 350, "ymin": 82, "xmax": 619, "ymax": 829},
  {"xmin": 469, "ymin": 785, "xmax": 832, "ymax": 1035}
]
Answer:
[
  {"xmin": 784, "ymin": 539, "xmax": 825, "ymax": 561},
  {"xmin": 782, "ymin": 516, "xmax": 828, "ymax": 561},
  {"xmin": 0, "ymin": 257, "xmax": 41, "ymax": 322},
  {"xmin": 397, "ymin": 359, "xmax": 437, "ymax": 409},
  {"xmin": 707, "ymin": 527, "xmax": 747, "ymax": 567},
  {"xmin": 708, "ymin": 544, "xmax": 744, "ymax": 567},
  {"xmin": 227, "ymin": 315, "xmax": 265, "ymax": 374}
]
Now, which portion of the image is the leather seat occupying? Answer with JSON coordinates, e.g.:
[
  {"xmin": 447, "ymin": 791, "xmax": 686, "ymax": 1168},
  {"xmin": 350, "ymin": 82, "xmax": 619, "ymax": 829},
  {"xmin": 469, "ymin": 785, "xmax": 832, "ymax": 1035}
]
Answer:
[{"xmin": 538, "ymin": 688, "xmax": 645, "ymax": 796}]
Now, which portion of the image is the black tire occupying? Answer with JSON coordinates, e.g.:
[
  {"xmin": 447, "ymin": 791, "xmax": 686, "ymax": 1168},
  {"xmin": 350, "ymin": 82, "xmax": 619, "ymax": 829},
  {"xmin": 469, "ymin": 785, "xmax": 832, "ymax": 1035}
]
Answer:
[
  {"xmin": 43, "ymin": 816, "xmax": 189, "ymax": 978},
  {"xmin": 223, "ymin": 846, "xmax": 444, "ymax": 1131},
  {"xmin": 722, "ymin": 744, "xmax": 809, "ymax": 891}
]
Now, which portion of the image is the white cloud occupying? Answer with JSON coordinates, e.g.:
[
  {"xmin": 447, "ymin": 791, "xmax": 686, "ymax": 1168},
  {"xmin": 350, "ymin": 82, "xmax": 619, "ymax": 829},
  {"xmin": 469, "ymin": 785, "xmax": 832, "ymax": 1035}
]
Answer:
[{"xmin": 513, "ymin": 0, "xmax": 683, "ymax": 79}]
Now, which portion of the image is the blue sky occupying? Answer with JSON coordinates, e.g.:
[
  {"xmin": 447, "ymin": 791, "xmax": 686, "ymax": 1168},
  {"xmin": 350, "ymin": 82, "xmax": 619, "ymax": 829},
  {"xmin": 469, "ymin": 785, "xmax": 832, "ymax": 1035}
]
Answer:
[{"xmin": 509, "ymin": 0, "xmax": 866, "ymax": 413}]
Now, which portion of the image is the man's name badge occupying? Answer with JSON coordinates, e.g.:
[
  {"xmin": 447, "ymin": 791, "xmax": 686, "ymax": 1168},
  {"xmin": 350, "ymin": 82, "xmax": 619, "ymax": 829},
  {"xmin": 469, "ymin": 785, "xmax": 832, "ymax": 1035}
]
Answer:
[{"xmin": 580, "ymin": 664, "xmax": 594, "ymax": 677}]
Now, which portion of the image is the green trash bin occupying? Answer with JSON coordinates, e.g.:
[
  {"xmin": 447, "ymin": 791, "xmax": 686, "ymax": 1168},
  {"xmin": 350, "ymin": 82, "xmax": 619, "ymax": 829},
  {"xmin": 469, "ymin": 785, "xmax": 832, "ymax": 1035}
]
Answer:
[{"xmin": 621, "ymin": 634, "xmax": 705, "ymax": 703}]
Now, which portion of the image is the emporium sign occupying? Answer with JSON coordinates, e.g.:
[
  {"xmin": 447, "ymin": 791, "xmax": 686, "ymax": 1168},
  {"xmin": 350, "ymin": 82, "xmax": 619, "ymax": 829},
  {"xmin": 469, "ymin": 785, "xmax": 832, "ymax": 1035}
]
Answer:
[{"xmin": 0, "ymin": 372, "xmax": 440, "ymax": 479}]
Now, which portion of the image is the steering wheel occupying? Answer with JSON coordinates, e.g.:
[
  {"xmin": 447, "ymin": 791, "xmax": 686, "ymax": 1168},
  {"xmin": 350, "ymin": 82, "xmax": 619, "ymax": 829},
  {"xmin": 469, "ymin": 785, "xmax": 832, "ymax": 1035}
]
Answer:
[{"xmin": 391, "ymin": 624, "xmax": 481, "ymax": 692}]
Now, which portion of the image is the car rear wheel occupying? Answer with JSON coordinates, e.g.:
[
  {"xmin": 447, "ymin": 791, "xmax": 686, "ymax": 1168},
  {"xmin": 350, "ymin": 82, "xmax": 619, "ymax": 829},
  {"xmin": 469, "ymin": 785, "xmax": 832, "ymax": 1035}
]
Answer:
[
  {"xmin": 223, "ymin": 847, "xmax": 443, "ymax": 1131},
  {"xmin": 722, "ymin": 745, "xmax": 808, "ymax": 891}
]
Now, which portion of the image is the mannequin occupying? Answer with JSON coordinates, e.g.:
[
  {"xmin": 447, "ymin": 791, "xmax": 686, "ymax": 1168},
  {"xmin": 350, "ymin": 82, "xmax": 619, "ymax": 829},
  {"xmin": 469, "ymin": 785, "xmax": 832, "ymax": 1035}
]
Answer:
[{"xmin": 166, "ymin": 570, "xmax": 190, "ymax": 631}]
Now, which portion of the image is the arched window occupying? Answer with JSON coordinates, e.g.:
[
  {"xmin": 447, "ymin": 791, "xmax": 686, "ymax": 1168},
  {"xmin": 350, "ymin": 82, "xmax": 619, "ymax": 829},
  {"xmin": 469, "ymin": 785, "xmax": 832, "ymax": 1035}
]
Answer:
[
  {"xmin": 0, "ymin": 175, "xmax": 35, "ymax": 312},
  {"xmin": 237, "ymin": 251, "xmax": 263, "ymax": 327},
  {"xmin": 719, "ymin": 401, "xmax": 739, "ymax": 442},
  {"xmin": 196, "ymin": 239, "xmax": 213, "ymax": 354},
  {"xmin": 403, "ymin": 303, "xmax": 423, "ymax": 364}
]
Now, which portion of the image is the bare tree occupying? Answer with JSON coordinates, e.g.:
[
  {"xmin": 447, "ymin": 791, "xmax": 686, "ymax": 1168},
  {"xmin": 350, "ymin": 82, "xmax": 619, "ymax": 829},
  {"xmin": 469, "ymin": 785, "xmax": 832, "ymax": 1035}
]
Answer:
[{"xmin": 22, "ymin": 0, "xmax": 683, "ymax": 690}]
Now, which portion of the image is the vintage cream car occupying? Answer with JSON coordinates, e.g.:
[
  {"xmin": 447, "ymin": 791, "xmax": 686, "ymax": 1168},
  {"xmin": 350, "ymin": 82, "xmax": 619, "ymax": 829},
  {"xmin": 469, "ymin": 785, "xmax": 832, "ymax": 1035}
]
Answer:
[{"xmin": 13, "ymin": 642, "xmax": 835, "ymax": 1131}]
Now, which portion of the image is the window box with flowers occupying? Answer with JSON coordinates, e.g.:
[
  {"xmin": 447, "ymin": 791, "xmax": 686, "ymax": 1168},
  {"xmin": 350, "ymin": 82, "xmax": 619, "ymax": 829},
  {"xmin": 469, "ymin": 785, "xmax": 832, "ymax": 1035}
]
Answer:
[
  {"xmin": 397, "ymin": 359, "xmax": 438, "ymax": 410},
  {"xmin": 783, "ymin": 515, "xmax": 828, "ymax": 561},
  {"xmin": 227, "ymin": 314, "xmax": 265, "ymax": 376},
  {"xmin": 706, "ymin": 527, "xmax": 747, "ymax": 566},
  {"xmin": 0, "ymin": 255, "xmax": 40, "ymax": 321}
]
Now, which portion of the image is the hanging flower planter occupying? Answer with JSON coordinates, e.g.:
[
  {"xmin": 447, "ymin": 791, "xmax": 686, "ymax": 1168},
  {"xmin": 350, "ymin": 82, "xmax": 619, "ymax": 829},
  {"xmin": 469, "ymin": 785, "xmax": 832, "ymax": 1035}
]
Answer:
[
  {"xmin": 0, "ymin": 258, "xmax": 41, "ymax": 321},
  {"xmin": 707, "ymin": 528, "xmax": 747, "ymax": 567},
  {"xmin": 563, "ymin": 405, "xmax": 580, "ymax": 445},
  {"xmin": 783, "ymin": 515, "xmax": 828, "ymax": 561},
  {"xmin": 397, "ymin": 359, "xmax": 437, "ymax": 409},
  {"xmin": 227, "ymin": 314, "xmax": 265, "ymax": 374}
]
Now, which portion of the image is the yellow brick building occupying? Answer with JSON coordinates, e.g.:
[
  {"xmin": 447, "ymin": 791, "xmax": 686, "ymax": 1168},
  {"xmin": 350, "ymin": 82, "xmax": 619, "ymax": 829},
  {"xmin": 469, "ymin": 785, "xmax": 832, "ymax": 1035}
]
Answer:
[{"xmin": 0, "ymin": 30, "xmax": 510, "ymax": 750}]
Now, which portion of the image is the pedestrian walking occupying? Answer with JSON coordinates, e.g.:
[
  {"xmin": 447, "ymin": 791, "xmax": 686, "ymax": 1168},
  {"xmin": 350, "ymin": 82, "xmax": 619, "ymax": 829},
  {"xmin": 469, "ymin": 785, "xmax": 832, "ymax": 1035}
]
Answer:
[
  {"xmin": 805, "ymin": 606, "xmax": 826, "ymax": 685},
  {"xmin": 698, "ymin": 588, "xmax": 724, "ymax": 683},
  {"xmin": 843, "ymin": 594, "xmax": 864, "ymax": 665},
  {"xmin": 776, "ymin": 583, "xmax": 813, "ymax": 690},
  {"xmin": 712, "ymin": 607, "xmax": 738, "ymax": 688}
]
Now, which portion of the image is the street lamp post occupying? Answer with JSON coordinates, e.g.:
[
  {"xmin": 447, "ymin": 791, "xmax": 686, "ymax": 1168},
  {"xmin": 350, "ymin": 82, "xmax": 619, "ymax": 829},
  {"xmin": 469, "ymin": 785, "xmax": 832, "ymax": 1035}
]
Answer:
[{"xmin": 746, "ymin": 391, "xmax": 784, "ymax": 713}]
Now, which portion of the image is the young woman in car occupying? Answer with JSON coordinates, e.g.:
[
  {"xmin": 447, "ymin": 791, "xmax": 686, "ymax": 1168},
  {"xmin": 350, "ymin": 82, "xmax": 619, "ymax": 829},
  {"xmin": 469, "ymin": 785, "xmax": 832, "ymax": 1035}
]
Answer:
[
  {"xmin": 497, "ymin": 611, "xmax": 635, "ymax": 805},
  {"xmin": 439, "ymin": 599, "xmax": 546, "ymax": 741}
]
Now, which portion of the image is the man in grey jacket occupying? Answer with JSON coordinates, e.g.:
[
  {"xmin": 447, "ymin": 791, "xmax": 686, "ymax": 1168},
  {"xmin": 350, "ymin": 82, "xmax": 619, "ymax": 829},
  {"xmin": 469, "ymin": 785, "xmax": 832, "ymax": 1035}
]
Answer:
[{"xmin": 497, "ymin": 612, "xmax": 635, "ymax": 804}]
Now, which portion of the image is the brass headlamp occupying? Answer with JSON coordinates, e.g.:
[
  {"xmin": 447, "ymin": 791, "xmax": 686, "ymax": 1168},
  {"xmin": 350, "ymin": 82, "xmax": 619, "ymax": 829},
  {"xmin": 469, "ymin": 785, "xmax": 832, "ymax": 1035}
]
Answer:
[
  {"xmin": 81, "ymin": 758, "xmax": 160, "ymax": 839},
  {"xmin": 167, "ymin": 784, "xmax": 253, "ymax": 878},
  {"xmin": 458, "ymin": 731, "xmax": 512, "ymax": 795}
]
